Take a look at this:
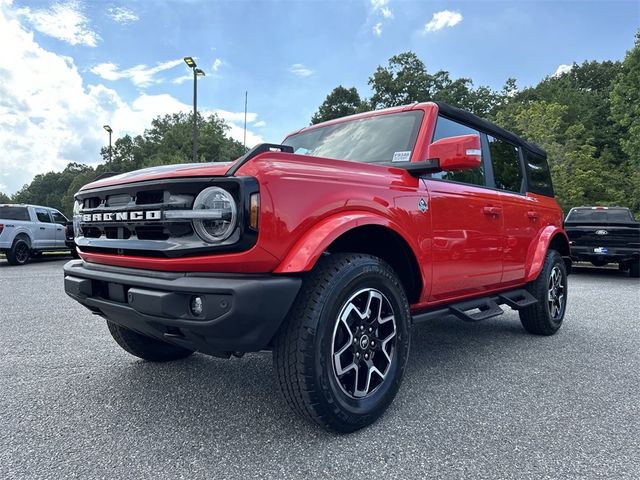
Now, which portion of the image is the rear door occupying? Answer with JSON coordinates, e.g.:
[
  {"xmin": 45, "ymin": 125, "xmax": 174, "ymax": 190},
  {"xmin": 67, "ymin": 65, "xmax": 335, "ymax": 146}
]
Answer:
[
  {"xmin": 33, "ymin": 208, "xmax": 57, "ymax": 249},
  {"xmin": 426, "ymin": 116, "xmax": 504, "ymax": 301},
  {"xmin": 50, "ymin": 210, "xmax": 68, "ymax": 248}
]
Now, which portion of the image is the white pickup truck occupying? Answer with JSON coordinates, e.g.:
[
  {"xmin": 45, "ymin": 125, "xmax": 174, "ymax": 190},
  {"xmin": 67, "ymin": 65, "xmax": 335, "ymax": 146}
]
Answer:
[{"xmin": 0, "ymin": 204, "xmax": 74, "ymax": 265}]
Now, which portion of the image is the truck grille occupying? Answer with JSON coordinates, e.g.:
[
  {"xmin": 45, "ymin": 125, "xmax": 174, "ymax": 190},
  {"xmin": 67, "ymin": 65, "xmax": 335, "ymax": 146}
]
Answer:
[{"xmin": 74, "ymin": 177, "xmax": 258, "ymax": 258}]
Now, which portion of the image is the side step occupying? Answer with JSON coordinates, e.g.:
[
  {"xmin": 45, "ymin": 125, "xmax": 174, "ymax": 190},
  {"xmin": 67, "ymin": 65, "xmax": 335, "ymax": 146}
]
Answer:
[{"xmin": 413, "ymin": 288, "xmax": 537, "ymax": 324}]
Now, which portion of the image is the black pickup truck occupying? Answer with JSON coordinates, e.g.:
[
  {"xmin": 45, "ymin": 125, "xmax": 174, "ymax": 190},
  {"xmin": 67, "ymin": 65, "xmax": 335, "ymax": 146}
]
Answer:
[{"xmin": 565, "ymin": 207, "xmax": 640, "ymax": 277}]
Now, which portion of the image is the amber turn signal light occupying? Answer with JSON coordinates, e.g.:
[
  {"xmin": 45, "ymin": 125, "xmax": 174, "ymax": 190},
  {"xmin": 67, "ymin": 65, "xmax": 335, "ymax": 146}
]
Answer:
[{"xmin": 249, "ymin": 193, "xmax": 260, "ymax": 230}]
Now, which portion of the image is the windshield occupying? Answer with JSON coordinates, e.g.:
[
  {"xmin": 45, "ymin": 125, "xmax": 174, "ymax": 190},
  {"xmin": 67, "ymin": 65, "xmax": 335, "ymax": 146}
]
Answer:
[
  {"xmin": 283, "ymin": 111, "xmax": 424, "ymax": 164},
  {"xmin": 566, "ymin": 208, "xmax": 634, "ymax": 223}
]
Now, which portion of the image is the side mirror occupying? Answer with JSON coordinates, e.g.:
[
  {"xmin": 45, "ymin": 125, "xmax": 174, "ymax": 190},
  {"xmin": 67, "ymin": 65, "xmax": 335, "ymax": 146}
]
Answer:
[
  {"xmin": 399, "ymin": 134, "xmax": 482, "ymax": 177},
  {"xmin": 428, "ymin": 134, "xmax": 482, "ymax": 172}
]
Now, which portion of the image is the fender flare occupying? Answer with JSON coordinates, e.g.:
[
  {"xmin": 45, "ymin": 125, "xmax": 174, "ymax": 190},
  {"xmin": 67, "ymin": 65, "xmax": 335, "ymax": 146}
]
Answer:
[
  {"xmin": 273, "ymin": 212, "xmax": 422, "ymax": 274},
  {"xmin": 524, "ymin": 226, "xmax": 570, "ymax": 283},
  {"xmin": 10, "ymin": 228, "xmax": 33, "ymax": 248}
]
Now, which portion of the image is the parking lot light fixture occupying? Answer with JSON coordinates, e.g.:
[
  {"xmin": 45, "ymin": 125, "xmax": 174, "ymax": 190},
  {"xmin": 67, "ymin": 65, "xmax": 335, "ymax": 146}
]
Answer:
[
  {"xmin": 184, "ymin": 57, "xmax": 205, "ymax": 162},
  {"xmin": 103, "ymin": 125, "xmax": 113, "ymax": 166}
]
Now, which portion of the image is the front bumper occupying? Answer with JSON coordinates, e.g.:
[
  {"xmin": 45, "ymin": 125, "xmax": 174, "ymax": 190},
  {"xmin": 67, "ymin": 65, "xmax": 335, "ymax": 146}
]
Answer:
[
  {"xmin": 570, "ymin": 245, "xmax": 639, "ymax": 264},
  {"xmin": 63, "ymin": 260, "xmax": 301, "ymax": 355}
]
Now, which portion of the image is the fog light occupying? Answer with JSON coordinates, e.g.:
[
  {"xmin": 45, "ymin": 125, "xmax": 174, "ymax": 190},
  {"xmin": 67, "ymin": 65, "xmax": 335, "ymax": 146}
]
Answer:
[{"xmin": 190, "ymin": 296, "xmax": 204, "ymax": 316}]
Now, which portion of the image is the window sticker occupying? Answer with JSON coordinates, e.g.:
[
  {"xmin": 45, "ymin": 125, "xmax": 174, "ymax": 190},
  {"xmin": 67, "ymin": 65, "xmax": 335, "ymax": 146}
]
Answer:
[{"xmin": 392, "ymin": 151, "xmax": 411, "ymax": 162}]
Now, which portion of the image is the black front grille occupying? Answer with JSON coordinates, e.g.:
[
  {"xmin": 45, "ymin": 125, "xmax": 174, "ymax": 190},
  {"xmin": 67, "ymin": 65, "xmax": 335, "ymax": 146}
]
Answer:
[{"xmin": 74, "ymin": 176, "xmax": 259, "ymax": 258}]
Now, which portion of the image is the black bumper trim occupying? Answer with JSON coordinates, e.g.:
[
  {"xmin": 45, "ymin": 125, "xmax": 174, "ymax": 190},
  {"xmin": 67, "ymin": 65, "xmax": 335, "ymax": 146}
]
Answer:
[{"xmin": 63, "ymin": 260, "xmax": 302, "ymax": 354}]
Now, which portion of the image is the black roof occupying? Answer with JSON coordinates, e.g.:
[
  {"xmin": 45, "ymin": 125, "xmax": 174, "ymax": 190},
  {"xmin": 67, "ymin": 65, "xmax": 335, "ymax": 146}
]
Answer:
[{"xmin": 434, "ymin": 102, "xmax": 546, "ymax": 157}]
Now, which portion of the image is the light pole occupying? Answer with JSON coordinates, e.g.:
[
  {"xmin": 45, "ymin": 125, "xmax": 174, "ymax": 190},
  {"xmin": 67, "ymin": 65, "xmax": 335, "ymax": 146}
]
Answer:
[
  {"xmin": 103, "ymin": 124, "xmax": 113, "ymax": 166},
  {"xmin": 183, "ymin": 57, "xmax": 206, "ymax": 162}
]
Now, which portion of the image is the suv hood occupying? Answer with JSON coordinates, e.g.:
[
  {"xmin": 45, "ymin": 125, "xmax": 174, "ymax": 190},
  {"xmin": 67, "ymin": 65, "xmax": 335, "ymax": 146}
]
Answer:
[{"xmin": 80, "ymin": 161, "xmax": 236, "ymax": 191}]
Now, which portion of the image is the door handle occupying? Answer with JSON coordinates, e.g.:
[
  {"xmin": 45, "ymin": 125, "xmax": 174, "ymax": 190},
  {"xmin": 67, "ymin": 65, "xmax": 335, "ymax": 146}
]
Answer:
[
  {"xmin": 39, "ymin": 227, "xmax": 45, "ymax": 230},
  {"xmin": 482, "ymin": 206, "xmax": 502, "ymax": 216},
  {"xmin": 527, "ymin": 211, "xmax": 539, "ymax": 220},
  {"xmin": 56, "ymin": 228, "xmax": 62, "ymax": 231}
]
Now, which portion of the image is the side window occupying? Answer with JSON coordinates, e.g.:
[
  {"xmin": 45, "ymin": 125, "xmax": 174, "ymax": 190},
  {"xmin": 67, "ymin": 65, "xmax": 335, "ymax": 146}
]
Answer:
[
  {"xmin": 525, "ymin": 151, "xmax": 554, "ymax": 196},
  {"xmin": 35, "ymin": 209, "xmax": 51, "ymax": 223},
  {"xmin": 488, "ymin": 136, "xmax": 523, "ymax": 193},
  {"xmin": 430, "ymin": 116, "xmax": 485, "ymax": 187},
  {"xmin": 51, "ymin": 211, "xmax": 67, "ymax": 225}
]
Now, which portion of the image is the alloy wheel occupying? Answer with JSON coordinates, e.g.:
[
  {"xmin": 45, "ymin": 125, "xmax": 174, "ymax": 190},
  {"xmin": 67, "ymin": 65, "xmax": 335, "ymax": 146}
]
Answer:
[{"xmin": 331, "ymin": 288, "xmax": 397, "ymax": 398}]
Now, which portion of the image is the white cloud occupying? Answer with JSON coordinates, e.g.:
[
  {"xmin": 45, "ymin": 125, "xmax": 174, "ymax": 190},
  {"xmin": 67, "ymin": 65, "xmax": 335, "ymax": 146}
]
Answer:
[
  {"xmin": 172, "ymin": 74, "xmax": 192, "ymax": 85},
  {"xmin": 553, "ymin": 64, "xmax": 573, "ymax": 77},
  {"xmin": 424, "ymin": 10, "xmax": 463, "ymax": 32},
  {"xmin": 107, "ymin": 6, "xmax": 139, "ymax": 25},
  {"xmin": 253, "ymin": 120, "xmax": 266, "ymax": 128},
  {"xmin": 90, "ymin": 59, "xmax": 184, "ymax": 87},
  {"xmin": 16, "ymin": 0, "xmax": 99, "ymax": 46},
  {"xmin": 289, "ymin": 63, "xmax": 314, "ymax": 77},
  {"xmin": 372, "ymin": 22, "xmax": 382, "ymax": 36},
  {"xmin": 212, "ymin": 58, "xmax": 222, "ymax": 72},
  {"xmin": 0, "ymin": 3, "xmax": 263, "ymax": 194},
  {"xmin": 371, "ymin": 0, "xmax": 393, "ymax": 19}
]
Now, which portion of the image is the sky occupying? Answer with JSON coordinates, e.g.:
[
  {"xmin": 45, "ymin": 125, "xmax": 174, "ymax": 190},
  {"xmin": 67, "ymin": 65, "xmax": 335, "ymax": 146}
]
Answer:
[{"xmin": 0, "ymin": 0, "xmax": 638, "ymax": 195}]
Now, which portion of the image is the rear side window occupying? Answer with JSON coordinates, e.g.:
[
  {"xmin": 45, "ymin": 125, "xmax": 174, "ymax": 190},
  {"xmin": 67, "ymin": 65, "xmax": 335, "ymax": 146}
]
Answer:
[
  {"xmin": 525, "ymin": 151, "xmax": 554, "ymax": 196},
  {"xmin": 430, "ymin": 116, "xmax": 486, "ymax": 187},
  {"xmin": 488, "ymin": 136, "xmax": 523, "ymax": 193},
  {"xmin": 0, "ymin": 206, "xmax": 30, "ymax": 221},
  {"xmin": 35, "ymin": 209, "xmax": 51, "ymax": 223}
]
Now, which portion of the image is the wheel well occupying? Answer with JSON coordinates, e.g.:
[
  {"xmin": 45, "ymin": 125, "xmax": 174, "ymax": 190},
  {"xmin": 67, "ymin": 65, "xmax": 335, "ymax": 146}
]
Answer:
[
  {"xmin": 325, "ymin": 225, "xmax": 422, "ymax": 303},
  {"xmin": 549, "ymin": 233, "xmax": 570, "ymax": 257},
  {"xmin": 14, "ymin": 233, "xmax": 31, "ymax": 248}
]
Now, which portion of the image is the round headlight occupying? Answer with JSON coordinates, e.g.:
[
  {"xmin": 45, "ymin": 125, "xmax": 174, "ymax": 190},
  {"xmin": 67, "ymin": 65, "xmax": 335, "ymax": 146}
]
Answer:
[{"xmin": 192, "ymin": 187, "xmax": 237, "ymax": 243}]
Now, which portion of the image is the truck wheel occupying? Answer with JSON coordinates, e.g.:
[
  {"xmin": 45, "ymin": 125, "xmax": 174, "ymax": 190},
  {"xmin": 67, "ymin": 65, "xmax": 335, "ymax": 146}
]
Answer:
[
  {"xmin": 106, "ymin": 321, "xmax": 195, "ymax": 362},
  {"xmin": 630, "ymin": 261, "xmax": 640, "ymax": 278},
  {"xmin": 6, "ymin": 238, "xmax": 31, "ymax": 266},
  {"xmin": 520, "ymin": 249, "xmax": 567, "ymax": 335},
  {"xmin": 273, "ymin": 253, "xmax": 411, "ymax": 433}
]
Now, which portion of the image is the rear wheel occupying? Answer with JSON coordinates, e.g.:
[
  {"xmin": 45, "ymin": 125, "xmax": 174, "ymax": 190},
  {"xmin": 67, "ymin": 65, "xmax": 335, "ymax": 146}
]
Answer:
[
  {"xmin": 273, "ymin": 253, "xmax": 411, "ymax": 433},
  {"xmin": 6, "ymin": 238, "xmax": 30, "ymax": 266},
  {"xmin": 519, "ymin": 249, "xmax": 567, "ymax": 335},
  {"xmin": 106, "ymin": 321, "xmax": 195, "ymax": 362}
]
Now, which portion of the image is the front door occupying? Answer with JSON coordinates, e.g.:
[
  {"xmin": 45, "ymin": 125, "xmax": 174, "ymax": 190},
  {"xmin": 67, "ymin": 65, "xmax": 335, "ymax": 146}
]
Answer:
[{"xmin": 427, "ymin": 181, "xmax": 503, "ymax": 301}]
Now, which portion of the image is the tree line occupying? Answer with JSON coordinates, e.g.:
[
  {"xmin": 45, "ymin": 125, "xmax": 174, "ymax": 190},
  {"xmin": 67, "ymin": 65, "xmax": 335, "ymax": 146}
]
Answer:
[{"xmin": 2, "ymin": 33, "xmax": 638, "ymax": 218}]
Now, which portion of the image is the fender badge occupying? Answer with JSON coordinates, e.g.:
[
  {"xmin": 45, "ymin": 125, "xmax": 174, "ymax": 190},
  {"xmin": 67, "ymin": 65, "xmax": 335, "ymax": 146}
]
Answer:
[{"xmin": 418, "ymin": 198, "xmax": 428, "ymax": 213}]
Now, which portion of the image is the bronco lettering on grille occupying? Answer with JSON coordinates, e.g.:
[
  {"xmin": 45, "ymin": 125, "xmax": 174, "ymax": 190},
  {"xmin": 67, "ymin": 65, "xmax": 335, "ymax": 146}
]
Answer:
[{"xmin": 81, "ymin": 210, "xmax": 162, "ymax": 222}]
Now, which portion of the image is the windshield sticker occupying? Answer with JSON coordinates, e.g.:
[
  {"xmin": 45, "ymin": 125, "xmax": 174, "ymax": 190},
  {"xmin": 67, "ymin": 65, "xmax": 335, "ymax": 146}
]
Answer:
[{"xmin": 392, "ymin": 151, "xmax": 411, "ymax": 162}]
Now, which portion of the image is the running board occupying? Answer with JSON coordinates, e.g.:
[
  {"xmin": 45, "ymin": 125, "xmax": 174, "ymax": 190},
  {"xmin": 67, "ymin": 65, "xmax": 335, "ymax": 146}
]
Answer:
[{"xmin": 413, "ymin": 288, "xmax": 537, "ymax": 324}]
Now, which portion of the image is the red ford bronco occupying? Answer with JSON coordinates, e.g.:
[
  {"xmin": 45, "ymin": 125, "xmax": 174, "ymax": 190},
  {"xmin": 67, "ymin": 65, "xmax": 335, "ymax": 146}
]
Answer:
[{"xmin": 64, "ymin": 102, "xmax": 571, "ymax": 432}]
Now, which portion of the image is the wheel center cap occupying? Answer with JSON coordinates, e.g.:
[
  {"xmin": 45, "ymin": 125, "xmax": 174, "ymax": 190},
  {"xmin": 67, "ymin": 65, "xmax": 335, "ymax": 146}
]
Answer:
[{"xmin": 359, "ymin": 334, "xmax": 370, "ymax": 349}]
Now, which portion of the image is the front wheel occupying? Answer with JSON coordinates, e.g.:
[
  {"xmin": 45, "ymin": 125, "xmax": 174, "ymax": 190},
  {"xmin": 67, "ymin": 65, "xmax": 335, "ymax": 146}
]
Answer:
[
  {"xmin": 273, "ymin": 253, "xmax": 411, "ymax": 433},
  {"xmin": 519, "ymin": 249, "xmax": 568, "ymax": 335},
  {"xmin": 629, "ymin": 261, "xmax": 639, "ymax": 278}
]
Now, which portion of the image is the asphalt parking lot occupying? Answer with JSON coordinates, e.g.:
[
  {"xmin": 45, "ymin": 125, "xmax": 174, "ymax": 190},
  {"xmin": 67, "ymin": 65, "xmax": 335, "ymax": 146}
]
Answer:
[{"xmin": 1, "ymin": 257, "xmax": 638, "ymax": 479}]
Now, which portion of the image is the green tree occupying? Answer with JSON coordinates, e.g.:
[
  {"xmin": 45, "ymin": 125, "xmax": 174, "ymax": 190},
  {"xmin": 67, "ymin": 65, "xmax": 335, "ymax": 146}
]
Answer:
[
  {"xmin": 0, "ymin": 192, "xmax": 10, "ymax": 203},
  {"xmin": 610, "ymin": 32, "xmax": 640, "ymax": 213},
  {"xmin": 311, "ymin": 86, "xmax": 362, "ymax": 124}
]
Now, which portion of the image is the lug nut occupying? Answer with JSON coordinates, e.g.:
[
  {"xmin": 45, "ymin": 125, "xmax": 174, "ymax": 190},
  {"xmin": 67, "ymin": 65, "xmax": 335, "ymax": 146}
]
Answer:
[
  {"xmin": 371, "ymin": 341, "xmax": 375, "ymax": 346},
  {"xmin": 356, "ymin": 352, "xmax": 360, "ymax": 358},
  {"xmin": 369, "ymin": 327, "xmax": 372, "ymax": 332},
  {"xmin": 365, "ymin": 354, "xmax": 369, "ymax": 360}
]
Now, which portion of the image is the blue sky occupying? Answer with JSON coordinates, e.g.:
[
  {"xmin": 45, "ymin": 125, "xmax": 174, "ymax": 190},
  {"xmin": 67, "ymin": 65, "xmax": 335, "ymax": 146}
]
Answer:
[{"xmin": 0, "ymin": 0, "xmax": 638, "ymax": 194}]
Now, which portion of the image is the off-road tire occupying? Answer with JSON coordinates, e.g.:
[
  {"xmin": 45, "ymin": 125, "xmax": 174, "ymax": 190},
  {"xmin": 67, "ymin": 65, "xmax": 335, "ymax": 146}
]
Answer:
[
  {"xmin": 519, "ymin": 249, "xmax": 567, "ymax": 335},
  {"xmin": 629, "ymin": 261, "xmax": 640, "ymax": 278},
  {"xmin": 273, "ymin": 253, "xmax": 411, "ymax": 433},
  {"xmin": 6, "ymin": 238, "xmax": 31, "ymax": 266},
  {"xmin": 107, "ymin": 321, "xmax": 195, "ymax": 362}
]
